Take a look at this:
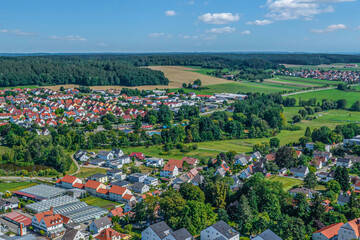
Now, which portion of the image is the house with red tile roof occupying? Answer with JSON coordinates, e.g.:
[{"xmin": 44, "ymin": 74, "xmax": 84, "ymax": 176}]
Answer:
[
  {"xmin": 95, "ymin": 228, "xmax": 121, "ymax": 240},
  {"xmin": 85, "ymin": 180, "xmax": 106, "ymax": 196},
  {"xmin": 57, "ymin": 175, "xmax": 82, "ymax": 189},
  {"xmin": 168, "ymin": 159, "xmax": 184, "ymax": 171},
  {"xmin": 160, "ymin": 164, "xmax": 179, "ymax": 178},
  {"xmin": 108, "ymin": 185, "xmax": 132, "ymax": 202},
  {"xmin": 108, "ymin": 207, "xmax": 124, "ymax": 218},
  {"xmin": 31, "ymin": 208, "xmax": 65, "ymax": 238},
  {"xmin": 182, "ymin": 157, "xmax": 199, "ymax": 167},
  {"xmin": 130, "ymin": 152, "xmax": 145, "ymax": 160}
]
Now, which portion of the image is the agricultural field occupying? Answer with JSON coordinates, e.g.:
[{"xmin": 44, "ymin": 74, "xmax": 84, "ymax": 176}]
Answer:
[
  {"xmin": 268, "ymin": 176, "xmax": 303, "ymax": 191},
  {"xmin": 0, "ymin": 181, "xmax": 37, "ymax": 192},
  {"xmin": 292, "ymin": 89, "xmax": 360, "ymax": 107},
  {"xmin": 80, "ymin": 196, "xmax": 120, "ymax": 210}
]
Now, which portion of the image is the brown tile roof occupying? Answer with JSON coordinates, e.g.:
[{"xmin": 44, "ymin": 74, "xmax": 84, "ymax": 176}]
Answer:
[
  {"xmin": 314, "ymin": 223, "xmax": 343, "ymax": 239},
  {"xmin": 109, "ymin": 185, "xmax": 127, "ymax": 196}
]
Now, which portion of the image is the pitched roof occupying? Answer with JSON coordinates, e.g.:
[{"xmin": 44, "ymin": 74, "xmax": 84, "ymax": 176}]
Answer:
[
  {"xmin": 149, "ymin": 221, "xmax": 171, "ymax": 239},
  {"xmin": 171, "ymin": 228, "xmax": 193, "ymax": 240},
  {"xmin": 109, "ymin": 207, "xmax": 124, "ymax": 217},
  {"xmin": 85, "ymin": 180, "xmax": 102, "ymax": 189},
  {"xmin": 109, "ymin": 185, "xmax": 127, "ymax": 195},
  {"xmin": 314, "ymin": 223, "xmax": 343, "ymax": 239},
  {"xmin": 93, "ymin": 216, "xmax": 111, "ymax": 229},
  {"xmin": 168, "ymin": 159, "xmax": 184, "ymax": 169},
  {"xmin": 255, "ymin": 229, "xmax": 282, "ymax": 240},
  {"xmin": 211, "ymin": 220, "xmax": 239, "ymax": 239},
  {"xmin": 95, "ymin": 228, "xmax": 121, "ymax": 240},
  {"xmin": 63, "ymin": 228, "xmax": 81, "ymax": 240},
  {"xmin": 61, "ymin": 175, "xmax": 78, "ymax": 184},
  {"xmin": 163, "ymin": 164, "xmax": 177, "ymax": 172}
]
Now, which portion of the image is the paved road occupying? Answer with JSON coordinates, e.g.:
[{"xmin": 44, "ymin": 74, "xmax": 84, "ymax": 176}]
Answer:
[
  {"xmin": 282, "ymin": 87, "xmax": 336, "ymax": 97},
  {"xmin": 70, "ymin": 154, "xmax": 81, "ymax": 176},
  {"xmin": 200, "ymin": 107, "xmax": 227, "ymax": 116}
]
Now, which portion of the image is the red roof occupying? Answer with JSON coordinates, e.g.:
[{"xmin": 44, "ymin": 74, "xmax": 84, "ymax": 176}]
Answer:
[
  {"xmin": 96, "ymin": 228, "xmax": 121, "ymax": 240},
  {"xmin": 313, "ymin": 222, "xmax": 343, "ymax": 238},
  {"xmin": 73, "ymin": 183, "xmax": 84, "ymax": 189},
  {"xmin": 109, "ymin": 185, "xmax": 127, "ymax": 196},
  {"xmin": 85, "ymin": 180, "xmax": 102, "ymax": 189},
  {"xmin": 168, "ymin": 159, "xmax": 183, "ymax": 169},
  {"xmin": 162, "ymin": 164, "xmax": 177, "ymax": 172},
  {"xmin": 109, "ymin": 207, "xmax": 124, "ymax": 217},
  {"xmin": 97, "ymin": 188, "xmax": 109, "ymax": 195},
  {"xmin": 122, "ymin": 194, "xmax": 134, "ymax": 200},
  {"xmin": 182, "ymin": 157, "xmax": 198, "ymax": 165},
  {"xmin": 61, "ymin": 175, "xmax": 78, "ymax": 184},
  {"xmin": 4, "ymin": 212, "xmax": 32, "ymax": 226}
]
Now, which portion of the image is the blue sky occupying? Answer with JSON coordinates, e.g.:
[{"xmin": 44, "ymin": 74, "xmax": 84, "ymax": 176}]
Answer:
[{"xmin": 0, "ymin": 0, "xmax": 359, "ymax": 53}]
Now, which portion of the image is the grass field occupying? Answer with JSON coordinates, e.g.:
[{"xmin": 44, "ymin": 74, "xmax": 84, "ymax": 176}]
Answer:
[
  {"xmin": 0, "ymin": 182, "xmax": 37, "ymax": 192},
  {"xmin": 283, "ymin": 63, "xmax": 360, "ymax": 72},
  {"xmin": 293, "ymin": 89, "xmax": 360, "ymax": 107},
  {"xmin": 81, "ymin": 196, "xmax": 120, "ymax": 210},
  {"xmin": 65, "ymin": 161, "xmax": 78, "ymax": 176},
  {"xmin": 268, "ymin": 176, "xmax": 303, "ymax": 191},
  {"xmin": 75, "ymin": 167, "xmax": 107, "ymax": 179}
]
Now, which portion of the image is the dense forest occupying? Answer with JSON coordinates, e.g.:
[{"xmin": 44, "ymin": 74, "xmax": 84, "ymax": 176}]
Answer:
[{"xmin": 0, "ymin": 56, "xmax": 169, "ymax": 87}]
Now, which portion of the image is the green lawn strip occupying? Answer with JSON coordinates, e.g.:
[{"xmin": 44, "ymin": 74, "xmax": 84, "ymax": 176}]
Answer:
[
  {"xmin": 268, "ymin": 176, "xmax": 303, "ymax": 191},
  {"xmin": 0, "ymin": 182, "xmax": 38, "ymax": 192},
  {"xmin": 276, "ymin": 76, "xmax": 342, "ymax": 85},
  {"xmin": 269, "ymin": 78, "xmax": 323, "ymax": 87}
]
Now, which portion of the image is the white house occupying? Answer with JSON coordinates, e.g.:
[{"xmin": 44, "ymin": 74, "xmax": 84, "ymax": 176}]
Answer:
[
  {"xmin": 142, "ymin": 221, "xmax": 193, "ymax": 240},
  {"xmin": 89, "ymin": 216, "xmax": 111, "ymax": 234},
  {"xmin": 97, "ymin": 151, "xmax": 114, "ymax": 161},
  {"xmin": 59, "ymin": 175, "xmax": 82, "ymax": 189},
  {"xmin": 31, "ymin": 208, "xmax": 65, "ymax": 238},
  {"xmin": 160, "ymin": 164, "xmax": 179, "ymax": 178},
  {"xmin": 201, "ymin": 220, "xmax": 239, "ymax": 240},
  {"xmin": 146, "ymin": 157, "xmax": 164, "ymax": 167}
]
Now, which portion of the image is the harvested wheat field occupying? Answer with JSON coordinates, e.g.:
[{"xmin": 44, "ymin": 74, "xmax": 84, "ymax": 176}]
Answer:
[
  {"xmin": 146, "ymin": 66, "xmax": 229, "ymax": 88},
  {"xmin": 44, "ymin": 66, "xmax": 229, "ymax": 91}
]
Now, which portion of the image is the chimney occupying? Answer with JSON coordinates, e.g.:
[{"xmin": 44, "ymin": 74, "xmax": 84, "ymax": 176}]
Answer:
[{"xmin": 50, "ymin": 206, "xmax": 54, "ymax": 213}]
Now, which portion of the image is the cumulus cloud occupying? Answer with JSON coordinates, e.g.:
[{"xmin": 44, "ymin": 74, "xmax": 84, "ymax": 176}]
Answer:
[
  {"xmin": 265, "ymin": 0, "xmax": 355, "ymax": 20},
  {"xmin": 311, "ymin": 24, "xmax": 347, "ymax": 33},
  {"xmin": 49, "ymin": 35, "xmax": 86, "ymax": 41},
  {"xmin": 206, "ymin": 26, "xmax": 235, "ymax": 34},
  {"xmin": 165, "ymin": 10, "xmax": 177, "ymax": 17},
  {"xmin": 198, "ymin": 13, "xmax": 240, "ymax": 24},
  {"xmin": 246, "ymin": 20, "xmax": 273, "ymax": 26},
  {"xmin": 0, "ymin": 29, "xmax": 37, "ymax": 36},
  {"xmin": 241, "ymin": 30, "xmax": 251, "ymax": 35}
]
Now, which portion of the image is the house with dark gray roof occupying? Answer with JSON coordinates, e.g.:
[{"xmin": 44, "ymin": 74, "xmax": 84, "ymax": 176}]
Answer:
[
  {"xmin": 253, "ymin": 229, "xmax": 282, "ymax": 240},
  {"xmin": 290, "ymin": 165, "xmax": 309, "ymax": 178},
  {"xmin": 61, "ymin": 228, "xmax": 85, "ymax": 240},
  {"xmin": 89, "ymin": 216, "xmax": 111, "ymax": 234},
  {"xmin": 141, "ymin": 221, "xmax": 193, "ymax": 240},
  {"xmin": 289, "ymin": 187, "xmax": 319, "ymax": 198},
  {"xmin": 201, "ymin": 220, "xmax": 239, "ymax": 240},
  {"xmin": 132, "ymin": 182, "xmax": 150, "ymax": 194},
  {"xmin": 337, "ymin": 193, "xmax": 351, "ymax": 206}
]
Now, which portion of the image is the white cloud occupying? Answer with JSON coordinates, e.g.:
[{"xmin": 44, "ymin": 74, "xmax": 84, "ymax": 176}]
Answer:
[
  {"xmin": 149, "ymin": 33, "xmax": 173, "ymax": 38},
  {"xmin": 206, "ymin": 26, "xmax": 235, "ymax": 34},
  {"xmin": 165, "ymin": 10, "xmax": 177, "ymax": 17},
  {"xmin": 246, "ymin": 20, "xmax": 273, "ymax": 26},
  {"xmin": 198, "ymin": 13, "xmax": 240, "ymax": 24},
  {"xmin": 188, "ymin": 1, "xmax": 195, "ymax": 5},
  {"xmin": 241, "ymin": 30, "xmax": 251, "ymax": 35},
  {"xmin": 49, "ymin": 35, "xmax": 86, "ymax": 41},
  {"xmin": 0, "ymin": 29, "xmax": 37, "ymax": 36},
  {"xmin": 311, "ymin": 24, "xmax": 347, "ymax": 33},
  {"xmin": 98, "ymin": 42, "xmax": 107, "ymax": 47},
  {"xmin": 265, "ymin": 0, "xmax": 355, "ymax": 20}
]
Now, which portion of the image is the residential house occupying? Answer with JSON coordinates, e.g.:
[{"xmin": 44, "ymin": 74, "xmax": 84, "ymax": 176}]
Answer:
[
  {"xmin": 96, "ymin": 228, "xmax": 122, "ymax": 240},
  {"xmin": 167, "ymin": 159, "xmax": 184, "ymax": 172},
  {"xmin": 305, "ymin": 142, "xmax": 315, "ymax": 150},
  {"xmin": 107, "ymin": 169, "xmax": 125, "ymax": 180},
  {"xmin": 337, "ymin": 193, "xmax": 351, "ymax": 206},
  {"xmin": 130, "ymin": 152, "xmax": 145, "ymax": 160},
  {"xmin": 74, "ymin": 150, "xmax": 89, "ymax": 162},
  {"xmin": 313, "ymin": 151, "xmax": 332, "ymax": 162},
  {"xmin": 84, "ymin": 180, "xmax": 106, "ymax": 196},
  {"xmin": 289, "ymin": 187, "xmax": 319, "ymax": 198},
  {"xmin": 108, "ymin": 207, "xmax": 124, "ymax": 218},
  {"xmin": 234, "ymin": 154, "xmax": 252, "ymax": 166},
  {"xmin": 89, "ymin": 216, "xmax": 112, "ymax": 234},
  {"xmin": 146, "ymin": 157, "xmax": 164, "ymax": 167},
  {"xmin": 142, "ymin": 221, "xmax": 193, "ymax": 240},
  {"xmin": 182, "ymin": 157, "xmax": 199, "ymax": 167},
  {"xmin": 117, "ymin": 155, "xmax": 131, "ymax": 165},
  {"xmin": 337, "ymin": 158, "xmax": 353, "ymax": 168},
  {"xmin": 144, "ymin": 177, "xmax": 159, "ymax": 186},
  {"xmin": 97, "ymin": 151, "xmax": 114, "ymax": 161},
  {"xmin": 290, "ymin": 165, "xmax": 309, "ymax": 178},
  {"xmin": 253, "ymin": 229, "xmax": 282, "ymax": 240},
  {"xmin": 132, "ymin": 182, "xmax": 150, "ymax": 194},
  {"xmin": 214, "ymin": 163, "xmax": 230, "ymax": 178},
  {"xmin": 317, "ymin": 170, "xmax": 335, "ymax": 183},
  {"xmin": 312, "ymin": 222, "xmax": 343, "ymax": 240},
  {"xmin": 200, "ymin": 220, "xmax": 239, "ymax": 240},
  {"xmin": 251, "ymin": 151, "xmax": 262, "ymax": 160},
  {"xmin": 108, "ymin": 185, "xmax": 132, "ymax": 202},
  {"xmin": 338, "ymin": 219, "xmax": 360, "ymax": 240},
  {"xmin": 160, "ymin": 164, "xmax": 179, "ymax": 178},
  {"xmin": 88, "ymin": 173, "xmax": 108, "ymax": 183},
  {"xmin": 0, "ymin": 197, "xmax": 19, "ymax": 210},
  {"xmin": 62, "ymin": 228, "xmax": 85, "ymax": 240},
  {"xmin": 128, "ymin": 173, "xmax": 147, "ymax": 183},
  {"xmin": 90, "ymin": 158, "xmax": 106, "ymax": 166},
  {"xmin": 58, "ymin": 175, "xmax": 82, "ymax": 189},
  {"xmin": 31, "ymin": 208, "xmax": 65, "ymax": 238},
  {"xmin": 111, "ymin": 148, "xmax": 124, "ymax": 158}
]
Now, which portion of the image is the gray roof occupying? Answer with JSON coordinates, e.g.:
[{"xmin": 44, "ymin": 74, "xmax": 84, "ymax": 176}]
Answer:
[
  {"xmin": 6, "ymin": 235, "xmax": 36, "ymax": 240},
  {"xmin": 0, "ymin": 197, "xmax": 19, "ymax": 206},
  {"xmin": 112, "ymin": 181, "xmax": 130, "ymax": 187},
  {"xmin": 89, "ymin": 173, "xmax": 107, "ymax": 179},
  {"xmin": 93, "ymin": 216, "xmax": 111, "ymax": 229},
  {"xmin": 149, "ymin": 221, "xmax": 171, "ymax": 239},
  {"xmin": 290, "ymin": 165, "xmax": 308, "ymax": 174},
  {"xmin": 62, "ymin": 228, "xmax": 81, "ymax": 240},
  {"xmin": 17, "ymin": 184, "xmax": 66, "ymax": 200},
  {"xmin": 132, "ymin": 182, "xmax": 147, "ymax": 190},
  {"xmin": 255, "ymin": 229, "xmax": 282, "ymax": 240},
  {"xmin": 337, "ymin": 158, "xmax": 351, "ymax": 163},
  {"xmin": 97, "ymin": 151, "xmax": 111, "ymax": 156},
  {"xmin": 171, "ymin": 228, "xmax": 192, "ymax": 240},
  {"xmin": 338, "ymin": 194, "xmax": 350, "ymax": 204},
  {"xmin": 289, "ymin": 187, "xmax": 318, "ymax": 195},
  {"xmin": 211, "ymin": 220, "xmax": 239, "ymax": 239}
]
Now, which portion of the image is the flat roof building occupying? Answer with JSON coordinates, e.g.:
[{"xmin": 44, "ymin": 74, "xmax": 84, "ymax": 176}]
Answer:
[{"xmin": 13, "ymin": 184, "xmax": 66, "ymax": 201}]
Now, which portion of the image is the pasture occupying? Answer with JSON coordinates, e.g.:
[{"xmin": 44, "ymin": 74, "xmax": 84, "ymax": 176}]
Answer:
[
  {"xmin": 268, "ymin": 176, "xmax": 303, "ymax": 191},
  {"xmin": 75, "ymin": 167, "xmax": 107, "ymax": 179},
  {"xmin": 80, "ymin": 196, "xmax": 120, "ymax": 210}
]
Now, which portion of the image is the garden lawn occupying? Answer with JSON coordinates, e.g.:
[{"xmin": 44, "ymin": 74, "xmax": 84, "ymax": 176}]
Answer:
[
  {"xmin": 0, "ymin": 182, "xmax": 37, "ymax": 192},
  {"xmin": 75, "ymin": 167, "xmax": 107, "ymax": 179},
  {"xmin": 80, "ymin": 196, "xmax": 120, "ymax": 209},
  {"xmin": 268, "ymin": 176, "xmax": 303, "ymax": 191}
]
